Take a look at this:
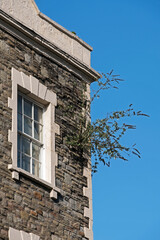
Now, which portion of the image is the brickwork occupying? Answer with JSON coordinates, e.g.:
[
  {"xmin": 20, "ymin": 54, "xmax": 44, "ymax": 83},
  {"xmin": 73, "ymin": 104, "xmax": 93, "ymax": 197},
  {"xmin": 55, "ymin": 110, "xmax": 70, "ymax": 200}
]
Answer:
[{"xmin": 0, "ymin": 27, "xmax": 90, "ymax": 240}]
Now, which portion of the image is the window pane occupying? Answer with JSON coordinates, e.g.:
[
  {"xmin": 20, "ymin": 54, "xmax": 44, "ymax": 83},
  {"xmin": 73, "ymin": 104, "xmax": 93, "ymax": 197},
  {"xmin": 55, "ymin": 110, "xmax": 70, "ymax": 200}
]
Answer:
[
  {"xmin": 18, "ymin": 113, "xmax": 22, "ymax": 131},
  {"xmin": 18, "ymin": 95, "xmax": 22, "ymax": 113},
  {"xmin": 24, "ymin": 99, "xmax": 32, "ymax": 117},
  {"xmin": 32, "ymin": 159, "xmax": 41, "ymax": 177},
  {"xmin": 17, "ymin": 152, "xmax": 21, "ymax": 168},
  {"xmin": 24, "ymin": 116, "xmax": 32, "ymax": 136},
  {"xmin": 34, "ymin": 105, "xmax": 42, "ymax": 123},
  {"xmin": 22, "ymin": 154, "xmax": 30, "ymax": 173},
  {"xmin": 22, "ymin": 137, "xmax": 30, "ymax": 156},
  {"xmin": 18, "ymin": 134, "xmax": 21, "ymax": 151},
  {"xmin": 34, "ymin": 122, "xmax": 43, "ymax": 141},
  {"xmin": 32, "ymin": 143, "xmax": 41, "ymax": 160}
]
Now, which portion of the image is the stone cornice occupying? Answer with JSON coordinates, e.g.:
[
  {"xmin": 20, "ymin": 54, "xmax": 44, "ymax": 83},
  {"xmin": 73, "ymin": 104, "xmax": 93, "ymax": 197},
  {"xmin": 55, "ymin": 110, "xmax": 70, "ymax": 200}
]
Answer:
[
  {"xmin": 0, "ymin": 0, "xmax": 93, "ymax": 64},
  {"xmin": 0, "ymin": 9, "xmax": 100, "ymax": 83}
]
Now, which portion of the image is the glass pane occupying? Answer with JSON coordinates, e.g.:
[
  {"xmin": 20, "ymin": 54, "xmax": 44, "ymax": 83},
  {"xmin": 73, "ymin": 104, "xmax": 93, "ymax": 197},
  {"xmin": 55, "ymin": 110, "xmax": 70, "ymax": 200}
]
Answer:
[
  {"xmin": 24, "ymin": 99, "xmax": 32, "ymax": 117},
  {"xmin": 18, "ymin": 134, "xmax": 21, "ymax": 151},
  {"xmin": 22, "ymin": 137, "xmax": 30, "ymax": 156},
  {"xmin": 32, "ymin": 143, "xmax": 41, "ymax": 160},
  {"xmin": 32, "ymin": 159, "xmax": 41, "ymax": 177},
  {"xmin": 18, "ymin": 95, "xmax": 22, "ymax": 113},
  {"xmin": 24, "ymin": 116, "xmax": 32, "ymax": 136},
  {"xmin": 17, "ymin": 152, "xmax": 21, "ymax": 168},
  {"xmin": 18, "ymin": 113, "xmax": 22, "ymax": 131},
  {"xmin": 34, "ymin": 122, "xmax": 43, "ymax": 141},
  {"xmin": 22, "ymin": 154, "xmax": 30, "ymax": 173},
  {"xmin": 34, "ymin": 105, "xmax": 42, "ymax": 123}
]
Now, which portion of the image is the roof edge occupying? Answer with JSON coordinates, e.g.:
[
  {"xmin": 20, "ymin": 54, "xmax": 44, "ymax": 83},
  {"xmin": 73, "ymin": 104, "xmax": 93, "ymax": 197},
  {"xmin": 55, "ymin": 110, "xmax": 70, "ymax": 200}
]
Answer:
[
  {"xmin": 0, "ymin": 9, "xmax": 101, "ymax": 83},
  {"xmin": 0, "ymin": 0, "xmax": 93, "ymax": 65}
]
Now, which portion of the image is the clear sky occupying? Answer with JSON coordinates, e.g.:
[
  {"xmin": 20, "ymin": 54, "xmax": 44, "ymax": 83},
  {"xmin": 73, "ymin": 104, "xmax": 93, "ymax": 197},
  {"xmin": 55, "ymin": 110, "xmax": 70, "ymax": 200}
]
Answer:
[{"xmin": 35, "ymin": 1, "xmax": 160, "ymax": 239}]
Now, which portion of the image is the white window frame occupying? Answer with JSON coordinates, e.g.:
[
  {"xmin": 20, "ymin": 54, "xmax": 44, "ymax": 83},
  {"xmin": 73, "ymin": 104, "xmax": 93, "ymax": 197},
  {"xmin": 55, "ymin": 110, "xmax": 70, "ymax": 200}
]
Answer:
[
  {"xmin": 8, "ymin": 68, "xmax": 60, "ymax": 199},
  {"xmin": 18, "ymin": 92, "xmax": 44, "ymax": 178}
]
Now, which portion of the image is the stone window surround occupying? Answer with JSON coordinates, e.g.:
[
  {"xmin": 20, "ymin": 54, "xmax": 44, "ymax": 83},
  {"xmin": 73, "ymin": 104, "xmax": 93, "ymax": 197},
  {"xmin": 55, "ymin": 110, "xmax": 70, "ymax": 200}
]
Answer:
[
  {"xmin": 9, "ymin": 227, "xmax": 40, "ymax": 240},
  {"xmin": 8, "ymin": 67, "xmax": 60, "ymax": 199}
]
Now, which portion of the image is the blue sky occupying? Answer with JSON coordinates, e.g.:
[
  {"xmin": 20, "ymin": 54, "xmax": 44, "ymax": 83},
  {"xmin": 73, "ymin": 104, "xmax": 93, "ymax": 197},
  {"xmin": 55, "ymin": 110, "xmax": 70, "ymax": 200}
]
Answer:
[{"xmin": 35, "ymin": 1, "xmax": 160, "ymax": 239}]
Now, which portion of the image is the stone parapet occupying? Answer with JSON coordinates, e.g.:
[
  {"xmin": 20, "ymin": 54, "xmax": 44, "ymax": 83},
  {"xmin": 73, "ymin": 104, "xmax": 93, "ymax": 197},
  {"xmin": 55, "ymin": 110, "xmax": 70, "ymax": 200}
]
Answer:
[{"xmin": 0, "ymin": 0, "xmax": 92, "ymax": 66}]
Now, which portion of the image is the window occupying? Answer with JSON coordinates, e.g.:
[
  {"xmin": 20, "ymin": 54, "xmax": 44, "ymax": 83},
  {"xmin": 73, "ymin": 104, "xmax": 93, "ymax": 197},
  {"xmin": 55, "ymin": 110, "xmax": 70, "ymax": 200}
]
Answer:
[
  {"xmin": 8, "ymin": 68, "xmax": 60, "ymax": 198},
  {"xmin": 18, "ymin": 93, "xmax": 44, "ymax": 179}
]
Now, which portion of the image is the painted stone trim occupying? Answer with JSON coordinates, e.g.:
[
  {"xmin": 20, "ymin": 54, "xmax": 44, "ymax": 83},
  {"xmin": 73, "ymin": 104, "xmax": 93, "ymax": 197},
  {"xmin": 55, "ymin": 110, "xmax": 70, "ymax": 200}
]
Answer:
[
  {"xmin": 9, "ymin": 227, "xmax": 40, "ymax": 240},
  {"xmin": 0, "ymin": 0, "xmax": 92, "ymax": 66},
  {"xmin": 83, "ymin": 166, "xmax": 93, "ymax": 240},
  {"xmin": 8, "ymin": 67, "xmax": 60, "ymax": 198}
]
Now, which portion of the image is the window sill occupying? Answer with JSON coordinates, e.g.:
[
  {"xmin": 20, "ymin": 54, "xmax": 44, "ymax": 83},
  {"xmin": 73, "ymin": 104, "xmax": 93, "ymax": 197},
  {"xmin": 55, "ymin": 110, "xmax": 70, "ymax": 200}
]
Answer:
[{"xmin": 8, "ymin": 164, "xmax": 60, "ymax": 199}]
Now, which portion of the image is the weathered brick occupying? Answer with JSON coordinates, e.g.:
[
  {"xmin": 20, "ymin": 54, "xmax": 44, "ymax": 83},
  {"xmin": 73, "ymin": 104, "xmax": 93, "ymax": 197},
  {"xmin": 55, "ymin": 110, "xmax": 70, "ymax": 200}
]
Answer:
[
  {"xmin": 20, "ymin": 211, "xmax": 29, "ymax": 220},
  {"xmin": 34, "ymin": 192, "xmax": 42, "ymax": 201}
]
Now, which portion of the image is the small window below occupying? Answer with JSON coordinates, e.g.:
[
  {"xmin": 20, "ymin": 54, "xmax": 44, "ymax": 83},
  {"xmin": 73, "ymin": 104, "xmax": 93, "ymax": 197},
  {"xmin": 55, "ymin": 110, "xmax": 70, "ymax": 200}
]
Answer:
[{"xmin": 9, "ymin": 227, "xmax": 40, "ymax": 240}]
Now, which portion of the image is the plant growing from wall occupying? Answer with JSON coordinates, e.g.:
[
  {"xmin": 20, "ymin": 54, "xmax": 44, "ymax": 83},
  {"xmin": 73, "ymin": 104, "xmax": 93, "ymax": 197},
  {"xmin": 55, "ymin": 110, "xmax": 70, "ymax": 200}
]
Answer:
[{"xmin": 67, "ymin": 70, "xmax": 148, "ymax": 173}]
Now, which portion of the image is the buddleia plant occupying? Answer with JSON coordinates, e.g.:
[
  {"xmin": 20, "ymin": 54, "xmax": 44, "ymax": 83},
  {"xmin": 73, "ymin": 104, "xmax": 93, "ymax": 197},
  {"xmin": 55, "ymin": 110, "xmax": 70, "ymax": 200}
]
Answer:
[{"xmin": 67, "ymin": 70, "xmax": 149, "ymax": 173}]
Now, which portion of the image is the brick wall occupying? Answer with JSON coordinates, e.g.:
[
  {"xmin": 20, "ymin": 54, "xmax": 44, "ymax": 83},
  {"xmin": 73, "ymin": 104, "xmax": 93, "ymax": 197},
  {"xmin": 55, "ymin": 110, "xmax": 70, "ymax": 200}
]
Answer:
[{"xmin": 0, "ymin": 27, "xmax": 89, "ymax": 240}]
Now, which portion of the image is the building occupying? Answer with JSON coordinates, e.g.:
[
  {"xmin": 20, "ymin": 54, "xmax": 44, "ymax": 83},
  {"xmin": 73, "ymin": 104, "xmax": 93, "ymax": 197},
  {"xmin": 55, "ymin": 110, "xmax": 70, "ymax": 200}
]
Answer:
[{"xmin": 0, "ymin": 1, "xmax": 100, "ymax": 239}]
